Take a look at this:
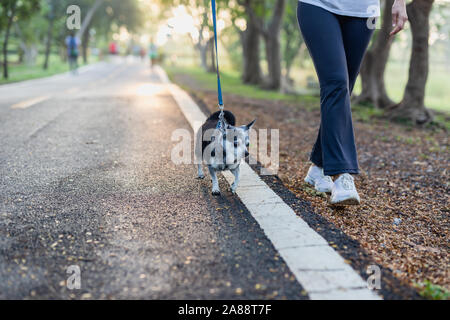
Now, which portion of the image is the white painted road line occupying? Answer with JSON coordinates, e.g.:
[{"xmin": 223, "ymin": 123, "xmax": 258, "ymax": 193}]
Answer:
[
  {"xmin": 155, "ymin": 66, "xmax": 381, "ymax": 300},
  {"xmin": 10, "ymin": 95, "xmax": 51, "ymax": 109}
]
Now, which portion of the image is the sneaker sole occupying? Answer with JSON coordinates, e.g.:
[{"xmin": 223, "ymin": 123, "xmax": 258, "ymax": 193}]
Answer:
[
  {"xmin": 305, "ymin": 175, "xmax": 332, "ymax": 193},
  {"xmin": 329, "ymin": 198, "xmax": 360, "ymax": 206},
  {"xmin": 316, "ymin": 186, "xmax": 332, "ymax": 194},
  {"xmin": 304, "ymin": 175, "xmax": 315, "ymax": 187}
]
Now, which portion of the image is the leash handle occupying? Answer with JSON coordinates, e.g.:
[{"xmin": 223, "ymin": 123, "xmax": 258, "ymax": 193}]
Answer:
[{"xmin": 211, "ymin": 0, "xmax": 223, "ymax": 108}]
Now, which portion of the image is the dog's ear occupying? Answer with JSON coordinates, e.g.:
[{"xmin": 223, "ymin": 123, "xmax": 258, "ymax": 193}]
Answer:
[{"xmin": 245, "ymin": 119, "xmax": 256, "ymax": 131}]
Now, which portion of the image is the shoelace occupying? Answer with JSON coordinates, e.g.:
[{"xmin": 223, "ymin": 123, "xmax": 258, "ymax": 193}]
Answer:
[
  {"xmin": 340, "ymin": 174, "xmax": 354, "ymax": 191},
  {"xmin": 319, "ymin": 176, "xmax": 333, "ymax": 184}
]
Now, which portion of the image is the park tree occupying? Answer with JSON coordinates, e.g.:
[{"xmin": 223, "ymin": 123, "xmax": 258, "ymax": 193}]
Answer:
[
  {"xmin": 281, "ymin": 3, "xmax": 304, "ymax": 92},
  {"xmin": 43, "ymin": 0, "xmax": 59, "ymax": 69},
  {"xmin": 354, "ymin": 0, "xmax": 395, "ymax": 108},
  {"xmin": 230, "ymin": 0, "xmax": 262, "ymax": 85},
  {"xmin": 76, "ymin": 0, "xmax": 104, "ymax": 41},
  {"xmin": 1, "ymin": 0, "xmax": 40, "ymax": 79},
  {"xmin": 14, "ymin": 12, "xmax": 46, "ymax": 65},
  {"xmin": 243, "ymin": 0, "xmax": 286, "ymax": 90},
  {"xmin": 159, "ymin": 0, "xmax": 216, "ymax": 72},
  {"xmin": 88, "ymin": 0, "xmax": 143, "ymax": 63},
  {"xmin": 61, "ymin": 0, "xmax": 143, "ymax": 64},
  {"xmin": 187, "ymin": 0, "xmax": 214, "ymax": 72},
  {"xmin": 386, "ymin": 0, "xmax": 435, "ymax": 124}
]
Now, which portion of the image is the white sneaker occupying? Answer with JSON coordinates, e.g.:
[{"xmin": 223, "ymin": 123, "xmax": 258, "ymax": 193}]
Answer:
[
  {"xmin": 330, "ymin": 173, "xmax": 360, "ymax": 206},
  {"xmin": 304, "ymin": 165, "xmax": 333, "ymax": 193}
]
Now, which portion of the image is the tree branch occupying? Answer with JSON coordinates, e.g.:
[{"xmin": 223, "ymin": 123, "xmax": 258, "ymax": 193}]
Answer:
[
  {"xmin": 76, "ymin": 0, "xmax": 104, "ymax": 39},
  {"xmin": 243, "ymin": 0, "xmax": 267, "ymax": 37}
]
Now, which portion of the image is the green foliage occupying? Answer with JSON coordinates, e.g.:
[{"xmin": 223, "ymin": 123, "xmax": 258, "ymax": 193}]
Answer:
[
  {"xmin": 221, "ymin": 24, "xmax": 243, "ymax": 72},
  {"xmin": 351, "ymin": 103, "xmax": 383, "ymax": 123},
  {"xmin": 93, "ymin": 0, "xmax": 144, "ymax": 37},
  {"xmin": 0, "ymin": 53, "xmax": 99, "ymax": 85},
  {"xmin": 165, "ymin": 65, "xmax": 302, "ymax": 102},
  {"xmin": 0, "ymin": 0, "xmax": 40, "ymax": 30},
  {"xmin": 165, "ymin": 65, "xmax": 448, "ymax": 132},
  {"xmin": 282, "ymin": 3, "xmax": 303, "ymax": 75},
  {"xmin": 416, "ymin": 281, "xmax": 450, "ymax": 300}
]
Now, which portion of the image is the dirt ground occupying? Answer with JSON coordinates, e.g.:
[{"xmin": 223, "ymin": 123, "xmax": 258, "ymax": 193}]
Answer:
[{"xmin": 172, "ymin": 73, "xmax": 449, "ymax": 295}]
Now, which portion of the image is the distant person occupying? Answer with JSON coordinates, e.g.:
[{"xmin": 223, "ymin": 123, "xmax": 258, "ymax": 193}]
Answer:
[
  {"xmin": 140, "ymin": 47, "xmax": 146, "ymax": 61},
  {"xmin": 109, "ymin": 42, "xmax": 118, "ymax": 55},
  {"xmin": 149, "ymin": 43, "xmax": 158, "ymax": 67},
  {"xmin": 65, "ymin": 33, "xmax": 80, "ymax": 74},
  {"xmin": 297, "ymin": 0, "xmax": 407, "ymax": 205}
]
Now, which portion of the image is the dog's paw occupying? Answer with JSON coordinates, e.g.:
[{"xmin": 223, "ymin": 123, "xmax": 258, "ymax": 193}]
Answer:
[
  {"xmin": 211, "ymin": 189, "xmax": 221, "ymax": 196},
  {"xmin": 196, "ymin": 174, "xmax": 205, "ymax": 180},
  {"xmin": 229, "ymin": 187, "xmax": 237, "ymax": 194}
]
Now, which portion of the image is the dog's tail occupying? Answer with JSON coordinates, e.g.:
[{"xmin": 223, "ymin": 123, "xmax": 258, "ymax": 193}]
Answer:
[{"xmin": 207, "ymin": 110, "xmax": 236, "ymax": 126}]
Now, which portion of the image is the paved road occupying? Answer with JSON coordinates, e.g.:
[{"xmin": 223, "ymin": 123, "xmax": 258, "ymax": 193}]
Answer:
[{"xmin": 0, "ymin": 58, "xmax": 306, "ymax": 299}]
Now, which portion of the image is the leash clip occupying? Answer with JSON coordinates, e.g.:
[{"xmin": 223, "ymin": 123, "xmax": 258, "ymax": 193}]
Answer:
[{"xmin": 217, "ymin": 104, "xmax": 226, "ymax": 134}]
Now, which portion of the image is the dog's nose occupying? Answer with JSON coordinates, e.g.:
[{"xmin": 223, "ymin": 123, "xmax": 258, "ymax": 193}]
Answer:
[
  {"xmin": 211, "ymin": 149, "xmax": 215, "ymax": 157},
  {"xmin": 245, "ymin": 150, "xmax": 249, "ymax": 157}
]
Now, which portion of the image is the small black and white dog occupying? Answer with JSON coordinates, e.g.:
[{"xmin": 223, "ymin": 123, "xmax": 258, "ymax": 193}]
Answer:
[{"xmin": 196, "ymin": 110, "xmax": 255, "ymax": 195}]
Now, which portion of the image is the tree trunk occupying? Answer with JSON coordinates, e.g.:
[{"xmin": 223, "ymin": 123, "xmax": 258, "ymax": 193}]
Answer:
[
  {"xmin": 207, "ymin": 37, "xmax": 217, "ymax": 73},
  {"xmin": 82, "ymin": 28, "xmax": 90, "ymax": 64},
  {"xmin": 262, "ymin": 0, "xmax": 286, "ymax": 90},
  {"xmin": 2, "ymin": 0, "xmax": 18, "ymax": 79},
  {"xmin": 24, "ymin": 45, "xmax": 38, "ymax": 66},
  {"xmin": 18, "ymin": 48, "xmax": 24, "ymax": 63},
  {"xmin": 245, "ymin": 0, "xmax": 286, "ymax": 90},
  {"xmin": 190, "ymin": 9, "xmax": 209, "ymax": 72},
  {"xmin": 354, "ymin": 0, "xmax": 395, "ymax": 108},
  {"xmin": 76, "ymin": 0, "xmax": 103, "ymax": 40},
  {"xmin": 282, "ymin": 19, "xmax": 303, "ymax": 89},
  {"xmin": 263, "ymin": 33, "xmax": 282, "ymax": 89},
  {"xmin": 198, "ymin": 43, "xmax": 208, "ymax": 71},
  {"xmin": 240, "ymin": 7, "xmax": 262, "ymax": 85},
  {"xmin": 43, "ymin": 0, "xmax": 55, "ymax": 70},
  {"xmin": 386, "ymin": 0, "xmax": 434, "ymax": 124}
]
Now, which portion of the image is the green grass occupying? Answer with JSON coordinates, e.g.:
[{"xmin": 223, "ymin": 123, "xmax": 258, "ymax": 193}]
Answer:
[
  {"xmin": 291, "ymin": 60, "xmax": 450, "ymax": 113},
  {"xmin": 415, "ymin": 281, "xmax": 450, "ymax": 300},
  {"xmin": 353, "ymin": 60, "xmax": 450, "ymax": 113},
  {"xmin": 0, "ymin": 54, "xmax": 100, "ymax": 85},
  {"xmin": 165, "ymin": 65, "xmax": 391, "ymax": 122},
  {"xmin": 165, "ymin": 65, "xmax": 317, "ymax": 104},
  {"xmin": 166, "ymin": 64, "xmax": 449, "ymax": 130}
]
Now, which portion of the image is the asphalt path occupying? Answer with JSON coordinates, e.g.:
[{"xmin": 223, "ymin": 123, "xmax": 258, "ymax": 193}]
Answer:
[{"xmin": 0, "ymin": 57, "xmax": 306, "ymax": 299}]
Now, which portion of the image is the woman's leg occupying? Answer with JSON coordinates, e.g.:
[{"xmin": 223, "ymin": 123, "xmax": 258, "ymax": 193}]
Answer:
[
  {"xmin": 341, "ymin": 16, "xmax": 375, "ymax": 95},
  {"xmin": 297, "ymin": 2, "xmax": 353, "ymax": 175},
  {"xmin": 297, "ymin": 3, "xmax": 373, "ymax": 176}
]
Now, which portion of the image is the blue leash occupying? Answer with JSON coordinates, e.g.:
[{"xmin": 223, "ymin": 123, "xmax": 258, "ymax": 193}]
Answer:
[
  {"xmin": 211, "ymin": 0, "xmax": 225, "ymax": 127},
  {"xmin": 211, "ymin": 0, "xmax": 227, "ymax": 165}
]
